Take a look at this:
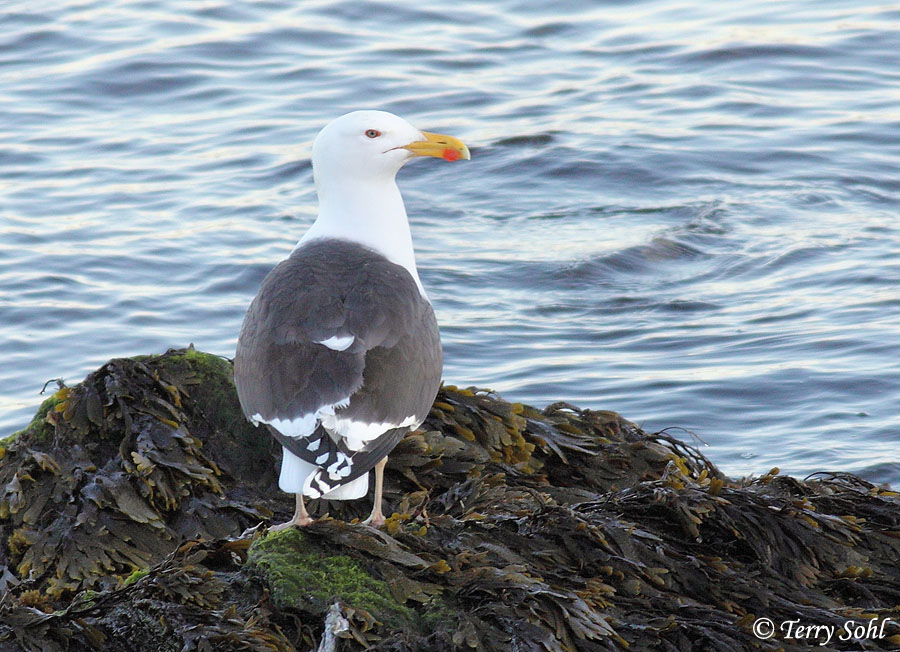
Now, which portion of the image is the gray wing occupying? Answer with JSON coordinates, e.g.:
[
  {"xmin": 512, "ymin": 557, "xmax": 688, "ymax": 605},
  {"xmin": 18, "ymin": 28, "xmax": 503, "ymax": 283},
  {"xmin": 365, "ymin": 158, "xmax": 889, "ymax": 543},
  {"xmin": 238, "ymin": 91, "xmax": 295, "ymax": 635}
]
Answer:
[{"xmin": 234, "ymin": 238, "xmax": 442, "ymax": 493}]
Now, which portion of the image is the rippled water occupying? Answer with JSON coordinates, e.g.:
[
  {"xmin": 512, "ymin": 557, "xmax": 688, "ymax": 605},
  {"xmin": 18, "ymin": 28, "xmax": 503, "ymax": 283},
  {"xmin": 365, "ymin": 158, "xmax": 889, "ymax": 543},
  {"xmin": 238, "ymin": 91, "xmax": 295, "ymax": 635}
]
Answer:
[{"xmin": 2, "ymin": 0, "xmax": 899, "ymax": 483}]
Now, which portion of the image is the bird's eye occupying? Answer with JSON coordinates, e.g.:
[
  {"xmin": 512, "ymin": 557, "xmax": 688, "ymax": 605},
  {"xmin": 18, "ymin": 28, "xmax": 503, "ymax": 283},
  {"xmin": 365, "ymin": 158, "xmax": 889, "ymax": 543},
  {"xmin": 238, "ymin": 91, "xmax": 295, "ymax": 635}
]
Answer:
[{"xmin": 365, "ymin": 129, "xmax": 381, "ymax": 139}]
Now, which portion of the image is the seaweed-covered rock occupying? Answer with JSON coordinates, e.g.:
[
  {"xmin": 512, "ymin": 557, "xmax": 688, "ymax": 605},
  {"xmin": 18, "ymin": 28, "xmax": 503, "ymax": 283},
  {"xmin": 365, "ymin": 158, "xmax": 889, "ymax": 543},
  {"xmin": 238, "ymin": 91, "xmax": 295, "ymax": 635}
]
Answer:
[
  {"xmin": 246, "ymin": 527, "xmax": 414, "ymax": 627},
  {"xmin": 0, "ymin": 349, "xmax": 273, "ymax": 600},
  {"xmin": 2, "ymin": 348, "xmax": 900, "ymax": 651}
]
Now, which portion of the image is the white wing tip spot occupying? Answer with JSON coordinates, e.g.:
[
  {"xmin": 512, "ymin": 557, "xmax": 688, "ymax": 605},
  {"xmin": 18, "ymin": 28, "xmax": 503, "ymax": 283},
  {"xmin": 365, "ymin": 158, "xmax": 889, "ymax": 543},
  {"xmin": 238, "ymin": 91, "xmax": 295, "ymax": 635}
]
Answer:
[
  {"xmin": 315, "ymin": 335, "xmax": 355, "ymax": 351},
  {"xmin": 322, "ymin": 415, "xmax": 421, "ymax": 449},
  {"xmin": 255, "ymin": 400, "xmax": 353, "ymax": 439}
]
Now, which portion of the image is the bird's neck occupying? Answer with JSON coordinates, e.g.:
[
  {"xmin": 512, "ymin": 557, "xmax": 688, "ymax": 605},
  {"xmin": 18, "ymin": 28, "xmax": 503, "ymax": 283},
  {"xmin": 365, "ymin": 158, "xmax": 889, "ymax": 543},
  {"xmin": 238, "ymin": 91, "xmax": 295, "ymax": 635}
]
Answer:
[{"xmin": 297, "ymin": 179, "xmax": 425, "ymax": 295}]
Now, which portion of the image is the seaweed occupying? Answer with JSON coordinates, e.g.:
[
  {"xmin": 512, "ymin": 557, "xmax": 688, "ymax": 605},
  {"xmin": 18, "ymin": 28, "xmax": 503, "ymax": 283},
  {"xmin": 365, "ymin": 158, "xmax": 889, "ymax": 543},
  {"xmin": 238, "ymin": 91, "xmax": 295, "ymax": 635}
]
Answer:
[
  {"xmin": 0, "ymin": 349, "xmax": 272, "ymax": 600},
  {"xmin": 2, "ymin": 348, "xmax": 900, "ymax": 651}
]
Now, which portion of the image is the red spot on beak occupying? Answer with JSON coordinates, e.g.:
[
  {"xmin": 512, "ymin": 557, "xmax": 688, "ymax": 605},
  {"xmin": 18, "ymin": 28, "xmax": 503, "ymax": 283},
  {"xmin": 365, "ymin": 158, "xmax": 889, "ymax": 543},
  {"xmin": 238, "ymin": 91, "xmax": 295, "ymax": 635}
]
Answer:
[{"xmin": 442, "ymin": 148, "xmax": 461, "ymax": 161}]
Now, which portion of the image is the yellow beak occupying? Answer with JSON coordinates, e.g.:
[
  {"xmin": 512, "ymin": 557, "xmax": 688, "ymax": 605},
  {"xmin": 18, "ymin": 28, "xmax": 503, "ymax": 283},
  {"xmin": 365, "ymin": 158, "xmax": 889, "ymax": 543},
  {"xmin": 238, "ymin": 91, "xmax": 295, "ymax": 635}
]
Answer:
[{"xmin": 402, "ymin": 131, "xmax": 471, "ymax": 162}]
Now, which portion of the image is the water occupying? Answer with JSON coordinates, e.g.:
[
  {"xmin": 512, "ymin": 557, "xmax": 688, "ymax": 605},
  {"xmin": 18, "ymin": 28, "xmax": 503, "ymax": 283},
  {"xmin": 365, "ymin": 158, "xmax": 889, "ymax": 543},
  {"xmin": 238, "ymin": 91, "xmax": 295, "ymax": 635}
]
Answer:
[{"xmin": 2, "ymin": 0, "xmax": 898, "ymax": 483}]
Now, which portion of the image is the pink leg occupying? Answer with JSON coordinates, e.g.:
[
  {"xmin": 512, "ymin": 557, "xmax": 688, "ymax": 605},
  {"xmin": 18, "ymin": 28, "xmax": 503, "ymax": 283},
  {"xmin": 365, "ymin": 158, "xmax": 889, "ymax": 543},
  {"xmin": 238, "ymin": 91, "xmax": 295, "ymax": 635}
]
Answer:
[
  {"xmin": 271, "ymin": 493, "xmax": 313, "ymax": 531},
  {"xmin": 363, "ymin": 457, "xmax": 388, "ymax": 527}
]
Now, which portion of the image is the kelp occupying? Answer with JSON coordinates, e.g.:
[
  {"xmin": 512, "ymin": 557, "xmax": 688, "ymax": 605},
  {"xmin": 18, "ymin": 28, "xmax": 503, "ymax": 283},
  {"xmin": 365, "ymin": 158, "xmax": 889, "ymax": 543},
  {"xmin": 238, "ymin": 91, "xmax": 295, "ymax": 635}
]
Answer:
[
  {"xmin": 0, "ymin": 349, "xmax": 272, "ymax": 600},
  {"xmin": 2, "ymin": 348, "xmax": 900, "ymax": 651}
]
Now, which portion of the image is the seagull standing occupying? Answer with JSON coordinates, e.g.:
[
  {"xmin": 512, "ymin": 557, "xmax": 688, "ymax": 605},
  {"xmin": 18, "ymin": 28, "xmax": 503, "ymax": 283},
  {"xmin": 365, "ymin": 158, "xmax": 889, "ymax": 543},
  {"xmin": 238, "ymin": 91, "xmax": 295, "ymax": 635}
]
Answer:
[{"xmin": 234, "ymin": 110, "xmax": 469, "ymax": 528}]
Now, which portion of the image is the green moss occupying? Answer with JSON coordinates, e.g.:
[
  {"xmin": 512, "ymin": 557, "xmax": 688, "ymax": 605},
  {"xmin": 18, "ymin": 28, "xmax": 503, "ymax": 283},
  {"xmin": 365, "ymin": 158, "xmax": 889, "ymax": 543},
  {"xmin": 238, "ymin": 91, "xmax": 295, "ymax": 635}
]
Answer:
[
  {"xmin": 0, "ymin": 433, "xmax": 14, "ymax": 450},
  {"xmin": 163, "ymin": 349, "xmax": 261, "ymax": 441},
  {"xmin": 178, "ymin": 348, "xmax": 233, "ymax": 383},
  {"xmin": 148, "ymin": 348, "xmax": 271, "ymax": 481},
  {"xmin": 123, "ymin": 568, "xmax": 150, "ymax": 587},
  {"xmin": 419, "ymin": 596, "xmax": 459, "ymax": 634},
  {"xmin": 247, "ymin": 528, "xmax": 413, "ymax": 627},
  {"xmin": 3, "ymin": 392, "xmax": 65, "ymax": 446},
  {"xmin": 73, "ymin": 589, "xmax": 99, "ymax": 609},
  {"xmin": 177, "ymin": 349, "xmax": 246, "ymax": 430}
]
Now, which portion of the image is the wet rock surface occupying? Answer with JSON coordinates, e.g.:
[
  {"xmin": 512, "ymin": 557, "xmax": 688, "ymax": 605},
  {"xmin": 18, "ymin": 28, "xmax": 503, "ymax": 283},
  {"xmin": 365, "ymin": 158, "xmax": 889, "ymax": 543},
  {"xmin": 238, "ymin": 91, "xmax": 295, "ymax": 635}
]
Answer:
[{"xmin": 1, "ymin": 349, "xmax": 899, "ymax": 651}]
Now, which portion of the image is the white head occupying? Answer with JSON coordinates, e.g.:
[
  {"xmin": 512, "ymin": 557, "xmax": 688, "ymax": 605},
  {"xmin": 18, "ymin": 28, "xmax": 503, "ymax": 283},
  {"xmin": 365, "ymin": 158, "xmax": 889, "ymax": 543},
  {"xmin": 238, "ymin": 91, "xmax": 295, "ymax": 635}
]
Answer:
[
  {"xmin": 311, "ymin": 110, "xmax": 470, "ymax": 194},
  {"xmin": 301, "ymin": 110, "xmax": 469, "ymax": 294}
]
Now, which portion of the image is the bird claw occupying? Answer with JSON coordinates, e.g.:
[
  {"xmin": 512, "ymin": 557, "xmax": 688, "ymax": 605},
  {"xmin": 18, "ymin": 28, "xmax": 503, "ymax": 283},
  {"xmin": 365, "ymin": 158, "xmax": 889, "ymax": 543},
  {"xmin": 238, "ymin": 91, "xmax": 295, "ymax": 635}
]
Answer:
[
  {"xmin": 362, "ymin": 511, "xmax": 385, "ymax": 528},
  {"xmin": 270, "ymin": 514, "xmax": 314, "ymax": 531}
]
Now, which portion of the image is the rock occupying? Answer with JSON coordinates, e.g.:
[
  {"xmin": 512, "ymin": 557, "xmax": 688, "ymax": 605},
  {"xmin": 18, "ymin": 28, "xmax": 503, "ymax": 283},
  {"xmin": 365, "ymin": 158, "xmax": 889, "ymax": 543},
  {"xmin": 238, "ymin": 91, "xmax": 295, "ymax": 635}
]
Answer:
[{"xmin": 1, "ymin": 348, "xmax": 899, "ymax": 651}]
